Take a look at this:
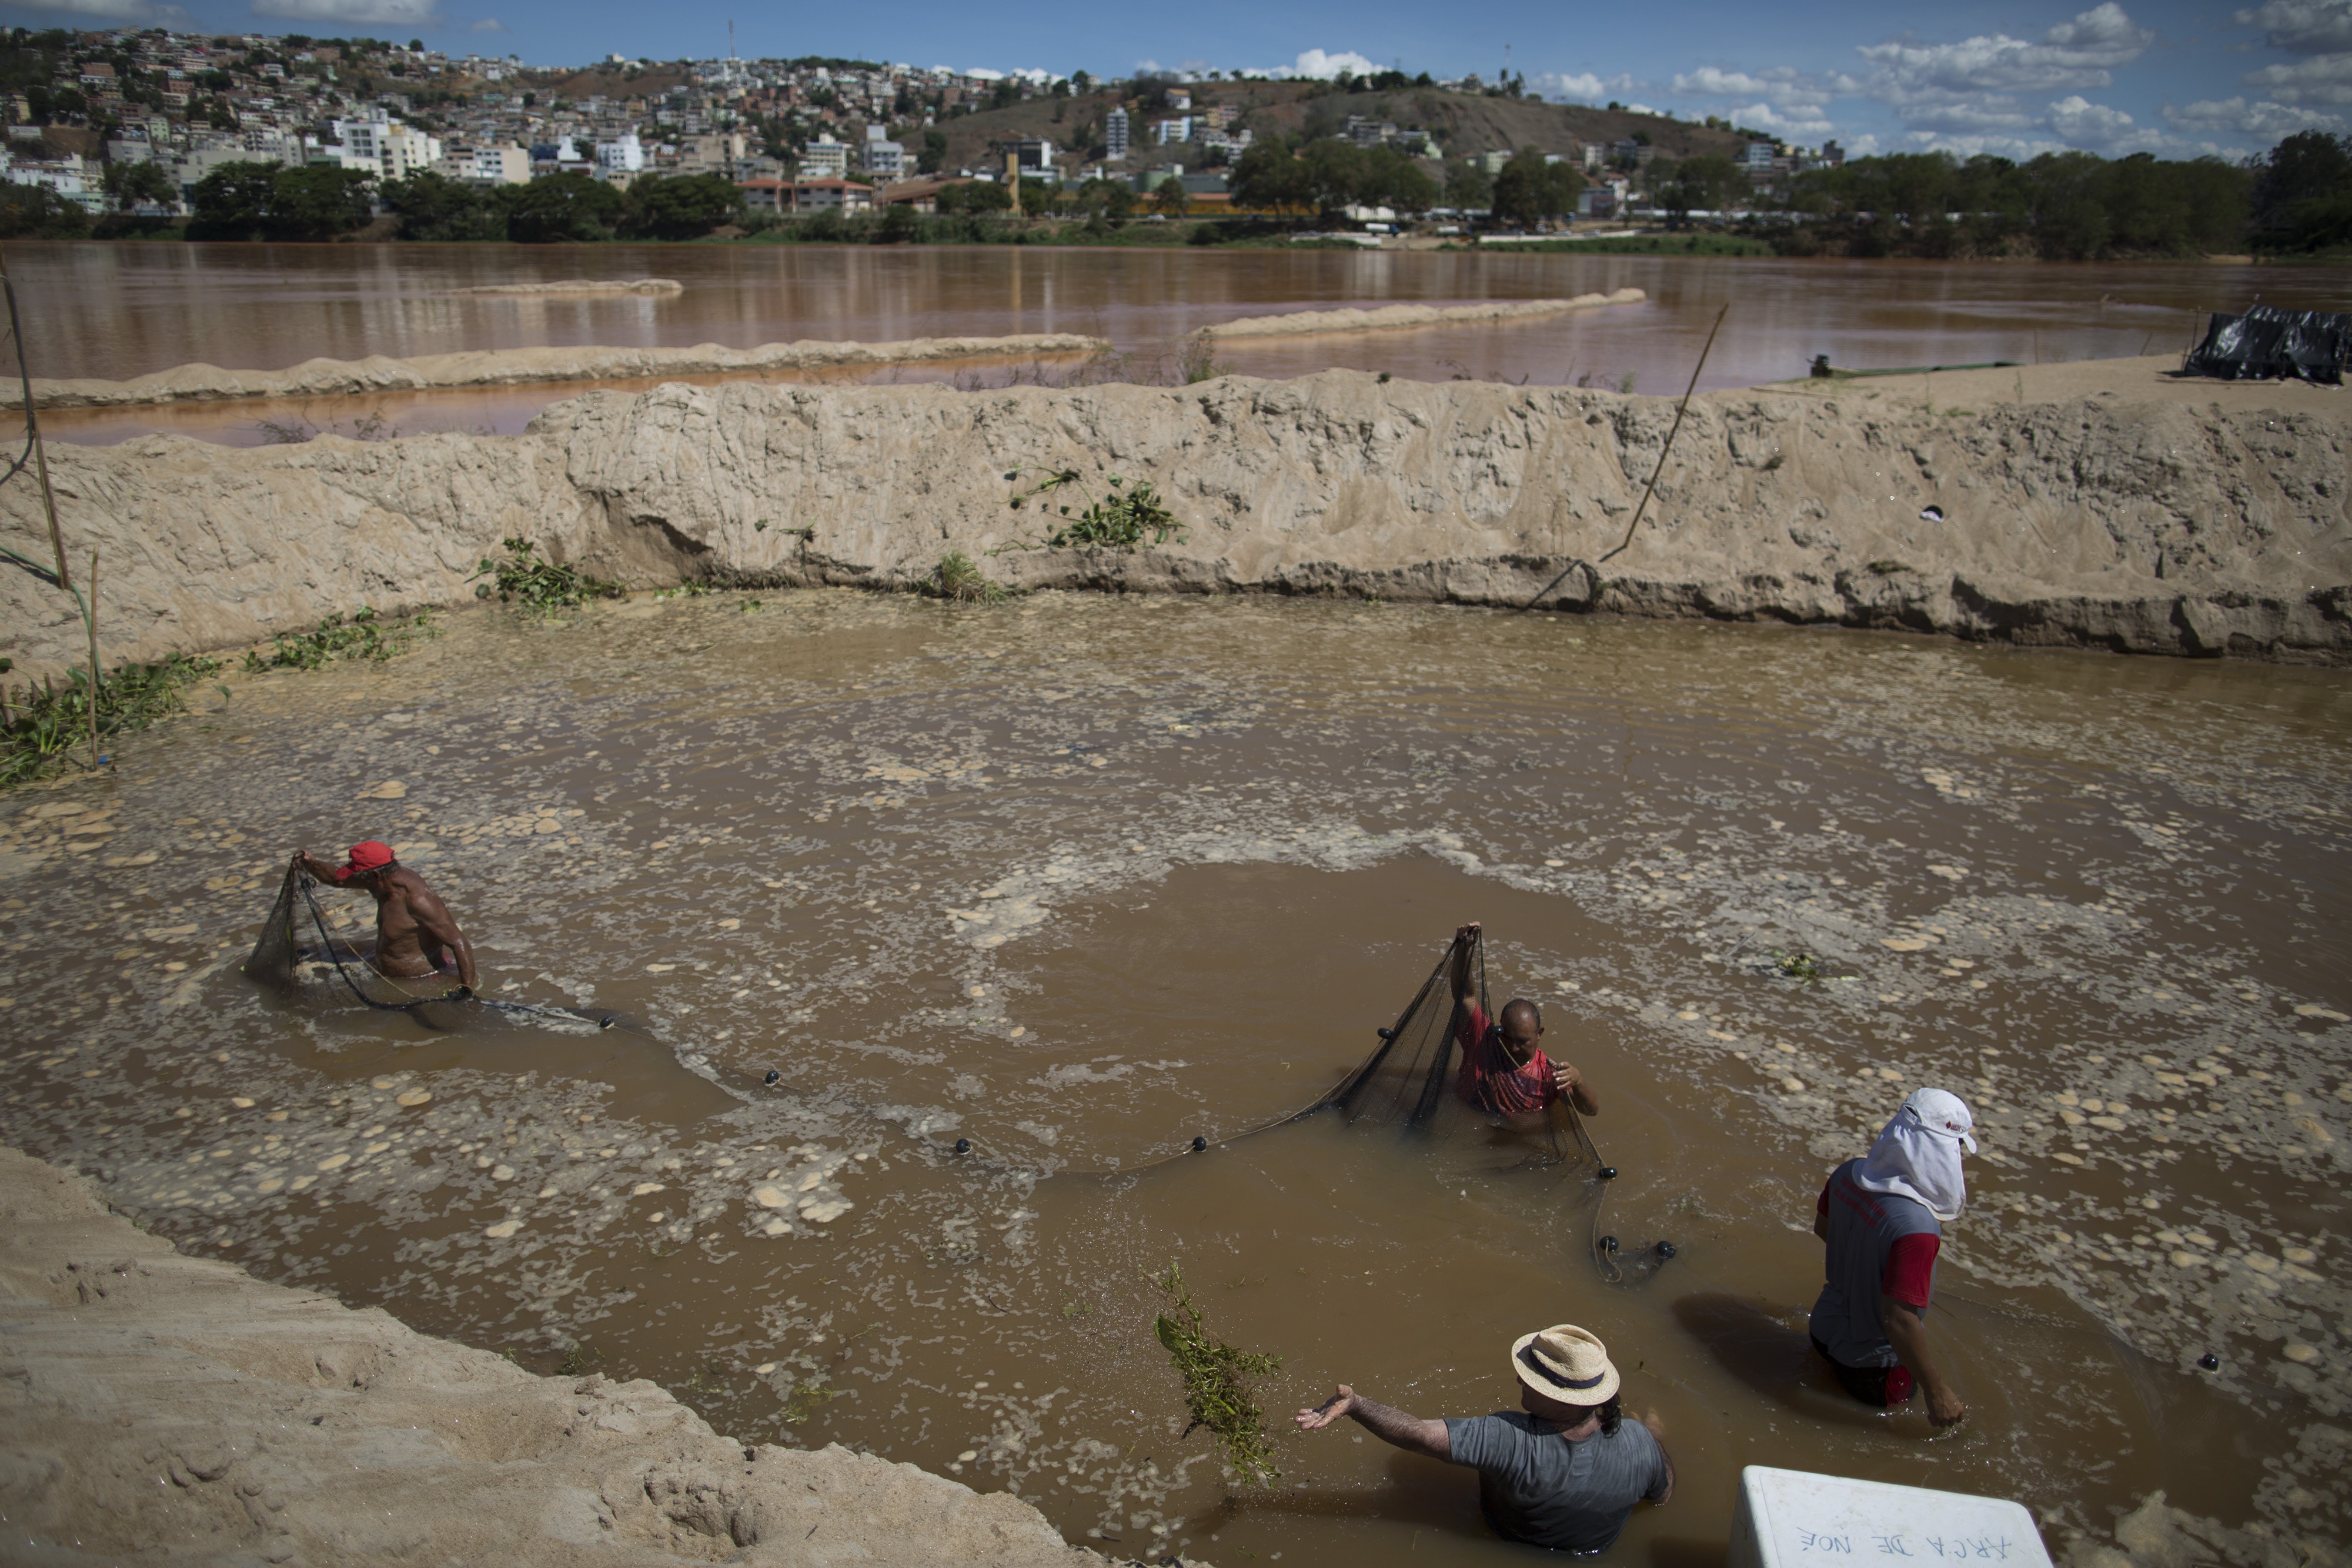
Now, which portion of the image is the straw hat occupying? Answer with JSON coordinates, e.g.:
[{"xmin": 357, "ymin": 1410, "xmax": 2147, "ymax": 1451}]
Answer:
[{"xmin": 1511, "ymin": 1323, "xmax": 1621, "ymax": 1405}]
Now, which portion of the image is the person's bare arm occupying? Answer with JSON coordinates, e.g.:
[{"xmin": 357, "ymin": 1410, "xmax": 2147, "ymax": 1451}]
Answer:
[
  {"xmin": 1295, "ymin": 1385, "xmax": 1451, "ymax": 1460},
  {"xmin": 1881, "ymin": 1297, "xmax": 1965, "ymax": 1426},
  {"xmin": 295, "ymin": 851, "xmax": 348, "ymax": 883},
  {"xmin": 407, "ymin": 890, "xmax": 479, "ymax": 991},
  {"xmin": 1451, "ymin": 922, "xmax": 1480, "ymax": 1008},
  {"xmin": 1643, "ymin": 1419, "xmax": 1676, "ymax": 1505}
]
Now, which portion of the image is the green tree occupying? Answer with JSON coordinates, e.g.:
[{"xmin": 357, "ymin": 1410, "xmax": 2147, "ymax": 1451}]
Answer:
[
  {"xmin": 874, "ymin": 201, "xmax": 921, "ymax": 242},
  {"xmin": 1660, "ymin": 153, "xmax": 1742, "ymax": 216},
  {"xmin": 1444, "ymin": 157, "xmax": 1493, "ymax": 210},
  {"xmin": 2250, "ymin": 131, "xmax": 2352, "ymax": 253},
  {"xmin": 265, "ymin": 163, "xmax": 377, "ymax": 241},
  {"xmin": 1154, "ymin": 175, "xmax": 1190, "ymax": 216},
  {"xmin": 620, "ymin": 172, "xmax": 744, "ymax": 239},
  {"xmin": 185, "ymin": 159, "xmax": 283, "ymax": 239},
  {"xmin": 502, "ymin": 170, "xmax": 624, "ymax": 242},
  {"xmin": 1230, "ymin": 138, "xmax": 1311, "ymax": 210},
  {"xmin": 0, "ymin": 182, "xmax": 92, "ymax": 239},
  {"xmin": 1297, "ymin": 137, "xmax": 1365, "ymax": 210},
  {"xmin": 1491, "ymin": 149, "xmax": 1581, "ymax": 226},
  {"xmin": 380, "ymin": 169, "xmax": 505, "ymax": 240},
  {"xmin": 918, "ymin": 127, "xmax": 947, "ymax": 174},
  {"xmin": 101, "ymin": 158, "xmax": 174, "ymax": 211}
]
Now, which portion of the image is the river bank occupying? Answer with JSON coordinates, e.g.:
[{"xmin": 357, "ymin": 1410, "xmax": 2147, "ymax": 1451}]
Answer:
[
  {"xmin": 3, "ymin": 352, "xmax": 2345, "ymax": 682},
  {"xmin": 0, "ymin": 1140, "xmax": 1160, "ymax": 1566}
]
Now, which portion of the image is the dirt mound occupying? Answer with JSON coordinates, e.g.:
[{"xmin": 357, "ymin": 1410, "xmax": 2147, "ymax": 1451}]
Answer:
[{"xmin": 1206, "ymin": 290, "xmax": 1645, "ymax": 338}]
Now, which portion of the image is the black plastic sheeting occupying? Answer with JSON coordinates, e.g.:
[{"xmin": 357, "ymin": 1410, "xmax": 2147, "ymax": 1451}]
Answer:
[{"xmin": 2181, "ymin": 305, "xmax": 2352, "ymax": 385}]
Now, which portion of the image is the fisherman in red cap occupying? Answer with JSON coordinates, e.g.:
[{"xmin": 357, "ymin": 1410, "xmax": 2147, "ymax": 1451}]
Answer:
[{"xmin": 295, "ymin": 840, "xmax": 478, "ymax": 998}]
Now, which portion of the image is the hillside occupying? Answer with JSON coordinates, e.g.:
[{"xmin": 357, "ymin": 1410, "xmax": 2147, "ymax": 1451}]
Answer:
[{"xmin": 927, "ymin": 82, "xmax": 1752, "ymax": 175}]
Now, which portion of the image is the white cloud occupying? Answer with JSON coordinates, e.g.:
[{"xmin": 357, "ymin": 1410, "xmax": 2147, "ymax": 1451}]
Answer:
[
  {"xmin": 1727, "ymin": 99, "xmax": 1838, "ymax": 138},
  {"xmin": 1286, "ymin": 49, "xmax": 1381, "ymax": 79},
  {"xmin": 1670, "ymin": 65, "xmax": 1856, "ymax": 109},
  {"xmin": 2166, "ymin": 93, "xmax": 2351, "ymax": 134},
  {"xmin": 2233, "ymin": 0, "xmax": 2352, "ymax": 52},
  {"xmin": 1902, "ymin": 129, "xmax": 2070, "ymax": 158},
  {"xmin": 1534, "ymin": 70, "xmax": 1638, "ymax": 103},
  {"xmin": 466, "ymin": 15, "xmax": 505, "ymax": 30},
  {"xmin": 1859, "ymin": 2, "xmax": 2153, "ymax": 106},
  {"xmin": 10, "ymin": 0, "xmax": 187, "ymax": 19},
  {"xmin": 1625, "ymin": 101, "xmax": 1660, "ymax": 115},
  {"xmin": 2044, "ymin": 93, "xmax": 2169, "ymax": 151},
  {"xmin": 250, "ymin": 0, "xmax": 439, "ymax": 23},
  {"xmin": 2241, "ymin": 51, "xmax": 2352, "ymax": 103}
]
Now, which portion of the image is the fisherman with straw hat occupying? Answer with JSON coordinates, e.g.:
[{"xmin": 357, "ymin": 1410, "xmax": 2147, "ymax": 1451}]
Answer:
[
  {"xmin": 1295, "ymin": 1324, "xmax": 1674, "ymax": 1553},
  {"xmin": 1810, "ymin": 1086, "xmax": 1976, "ymax": 1426}
]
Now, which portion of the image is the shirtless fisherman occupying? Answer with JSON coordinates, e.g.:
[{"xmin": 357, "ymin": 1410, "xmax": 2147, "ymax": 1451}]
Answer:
[
  {"xmin": 295, "ymin": 840, "xmax": 478, "ymax": 998},
  {"xmin": 1452, "ymin": 922, "xmax": 1599, "ymax": 1118}
]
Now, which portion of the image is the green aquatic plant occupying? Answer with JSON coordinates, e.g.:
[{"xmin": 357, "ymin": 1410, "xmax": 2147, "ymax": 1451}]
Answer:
[
  {"xmin": 1152, "ymin": 1262, "xmax": 1281, "ymax": 1486},
  {"xmin": 244, "ymin": 606, "xmax": 436, "ymax": 671},
  {"xmin": 469, "ymin": 537, "xmax": 625, "ymax": 615},
  {"xmin": 920, "ymin": 550, "xmax": 1007, "ymax": 603},
  {"xmin": 1, "ymin": 654, "xmax": 222, "ymax": 788},
  {"xmin": 1774, "ymin": 950, "xmax": 1823, "ymax": 984},
  {"xmin": 996, "ymin": 467, "xmax": 1188, "ymax": 553}
]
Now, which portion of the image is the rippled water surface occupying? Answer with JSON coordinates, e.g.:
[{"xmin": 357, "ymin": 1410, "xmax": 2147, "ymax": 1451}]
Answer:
[
  {"xmin": 22, "ymin": 242, "xmax": 2351, "ymax": 447},
  {"xmin": 3, "ymin": 593, "xmax": 2348, "ymax": 1566}
]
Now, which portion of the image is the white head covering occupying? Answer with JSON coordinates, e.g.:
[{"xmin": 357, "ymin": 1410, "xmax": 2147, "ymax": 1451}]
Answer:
[{"xmin": 1851, "ymin": 1088, "xmax": 1977, "ymax": 1222}]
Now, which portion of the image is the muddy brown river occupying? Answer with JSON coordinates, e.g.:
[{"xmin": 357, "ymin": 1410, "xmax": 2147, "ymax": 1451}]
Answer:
[
  {"xmin": 2, "ymin": 592, "xmax": 2347, "ymax": 1566},
  {"xmin": 22, "ymin": 242, "xmax": 2349, "ymax": 447}
]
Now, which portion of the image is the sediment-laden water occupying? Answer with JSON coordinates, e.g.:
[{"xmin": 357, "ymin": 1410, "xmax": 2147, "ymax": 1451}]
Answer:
[{"xmin": 2, "ymin": 591, "xmax": 2347, "ymax": 1566}]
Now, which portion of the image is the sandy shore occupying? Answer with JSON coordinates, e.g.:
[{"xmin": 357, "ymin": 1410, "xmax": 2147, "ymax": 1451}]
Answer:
[
  {"xmin": 1201, "ymin": 289, "xmax": 1645, "ymax": 339},
  {"xmin": 3, "ymin": 354, "xmax": 2345, "ymax": 681},
  {"xmin": 3, "ymin": 332, "xmax": 1111, "ymax": 410},
  {"xmin": 447, "ymin": 278, "xmax": 685, "ymax": 296},
  {"xmin": 0, "ymin": 1142, "xmax": 1168, "ymax": 1567}
]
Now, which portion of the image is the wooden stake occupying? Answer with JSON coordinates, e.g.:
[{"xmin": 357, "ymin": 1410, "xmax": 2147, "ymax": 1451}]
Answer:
[
  {"xmin": 1602, "ymin": 302, "xmax": 1728, "ymax": 563},
  {"xmin": 83, "ymin": 544, "xmax": 101, "ymax": 770},
  {"xmin": 0, "ymin": 245, "xmax": 68, "ymax": 590}
]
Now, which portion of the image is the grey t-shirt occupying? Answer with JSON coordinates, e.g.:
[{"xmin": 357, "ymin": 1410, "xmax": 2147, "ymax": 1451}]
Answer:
[{"xmin": 1444, "ymin": 1412, "xmax": 1669, "ymax": 1554}]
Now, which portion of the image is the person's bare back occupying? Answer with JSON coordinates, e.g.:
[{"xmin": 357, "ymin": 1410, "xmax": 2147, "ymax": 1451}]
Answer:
[{"xmin": 295, "ymin": 840, "xmax": 477, "ymax": 994}]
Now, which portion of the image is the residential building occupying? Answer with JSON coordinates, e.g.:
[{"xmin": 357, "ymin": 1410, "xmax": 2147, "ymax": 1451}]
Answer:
[
  {"xmin": 1743, "ymin": 141, "xmax": 1776, "ymax": 172},
  {"xmin": 1612, "ymin": 138, "xmax": 1656, "ymax": 166},
  {"xmin": 783, "ymin": 176, "xmax": 871, "ymax": 212},
  {"xmin": 1820, "ymin": 139, "xmax": 1845, "ymax": 168},
  {"xmin": 78, "ymin": 62, "xmax": 119, "ymax": 96},
  {"xmin": 676, "ymin": 132, "xmax": 747, "ymax": 178},
  {"xmin": 596, "ymin": 131, "xmax": 645, "ymax": 173},
  {"xmin": 737, "ymin": 175, "xmax": 788, "ymax": 210},
  {"xmin": 1012, "ymin": 137, "xmax": 1058, "ymax": 184},
  {"xmin": 1345, "ymin": 117, "xmax": 1398, "ymax": 147},
  {"xmin": 1104, "ymin": 106, "xmax": 1127, "ymax": 159},
  {"xmin": 798, "ymin": 133, "xmax": 847, "ymax": 177},
  {"xmin": 1152, "ymin": 116, "xmax": 1190, "ymax": 145},
  {"xmin": 1480, "ymin": 149, "xmax": 1510, "ymax": 175},
  {"xmin": 461, "ymin": 143, "xmax": 529, "ymax": 184},
  {"xmin": 874, "ymin": 175, "xmax": 968, "ymax": 212},
  {"xmin": 860, "ymin": 123, "xmax": 905, "ymax": 181}
]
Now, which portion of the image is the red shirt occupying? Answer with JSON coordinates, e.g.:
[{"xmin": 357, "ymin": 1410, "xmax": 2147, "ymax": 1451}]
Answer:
[
  {"xmin": 1818, "ymin": 1183, "xmax": 1940, "ymax": 1306},
  {"xmin": 1454, "ymin": 1002, "xmax": 1556, "ymax": 1116}
]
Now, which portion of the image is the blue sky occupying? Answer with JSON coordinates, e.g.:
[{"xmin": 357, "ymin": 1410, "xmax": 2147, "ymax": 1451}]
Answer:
[{"xmin": 20, "ymin": 0, "xmax": 2350, "ymax": 159}]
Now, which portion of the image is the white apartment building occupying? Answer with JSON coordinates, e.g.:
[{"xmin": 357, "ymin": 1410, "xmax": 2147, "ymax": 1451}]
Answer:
[
  {"xmin": 798, "ymin": 134, "xmax": 847, "ymax": 177},
  {"xmin": 1104, "ymin": 106, "xmax": 1128, "ymax": 159},
  {"xmin": 860, "ymin": 124, "xmax": 905, "ymax": 180},
  {"xmin": 596, "ymin": 132, "xmax": 646, "ymax": 173},
  {"xmin": 461, "ymin": 143, "xmax": 529, "ymax": 184},
  {"xmin": 330, "ymin": 108, "xmax": 441, "ymax": 180}
]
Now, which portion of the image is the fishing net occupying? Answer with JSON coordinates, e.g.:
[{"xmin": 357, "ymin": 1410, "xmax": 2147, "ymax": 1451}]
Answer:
[{"xmin": 1304, "ymin": 930, "xmax": 1675, "ymax": 1286}]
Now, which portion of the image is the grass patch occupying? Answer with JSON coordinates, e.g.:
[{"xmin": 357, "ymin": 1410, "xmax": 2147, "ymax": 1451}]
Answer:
[
  {"xmin": 1153, "ymin": 1263, "xmax": 1281, "ymax": 1486},
  {"xmin": 1, "ymin": 653, "xmax": 222, "ymax": 788},
  {"xmin": 1773, "ymin": 950, "xmax": 1823, "ymax": 984},
  {"xmin": 996, "ymin": 468, "xmax": 1188, "ymax": 552},
  {"xmin": 243, "ymin": 606, "xmax": 436, "ymax": 671},
  {"xmin": 469, "ymin": 537, "xmax": 626, "ymax": 616},
  {"xmin": 920, "ymin": 550, "xmax": 1008, "ymax": 603}
]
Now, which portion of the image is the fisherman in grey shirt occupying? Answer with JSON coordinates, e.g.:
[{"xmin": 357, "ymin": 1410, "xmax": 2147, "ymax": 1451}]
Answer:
[{"xmin": 1295, "ymin": 1324, "xmax": 1673, "ymax": 1554}]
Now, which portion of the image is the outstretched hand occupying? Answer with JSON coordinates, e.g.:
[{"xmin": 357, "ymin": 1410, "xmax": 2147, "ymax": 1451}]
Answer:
[
  {"xmin": 1295, "ymin": 1386, "xmax": 1355, "ymax": 1431},
  {"xmin": 1455, "ymin": 922, "xmax": 1481, "ymax": 945}
]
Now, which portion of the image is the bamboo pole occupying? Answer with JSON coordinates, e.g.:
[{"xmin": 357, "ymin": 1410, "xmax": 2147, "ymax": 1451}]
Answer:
[
  {"xmin": 83, "ymin": 545, "xmax": 100, "ymax": 770},
  {"xmin": 0, "ymin": 245, "xmax": 68, "ymax": 591}
]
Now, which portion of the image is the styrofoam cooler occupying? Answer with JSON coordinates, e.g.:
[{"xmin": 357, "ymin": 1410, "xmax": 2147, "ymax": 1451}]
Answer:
[{"xmin": 1730, "ymin": 1466, "xmax": 2053, "ymax": 1568}]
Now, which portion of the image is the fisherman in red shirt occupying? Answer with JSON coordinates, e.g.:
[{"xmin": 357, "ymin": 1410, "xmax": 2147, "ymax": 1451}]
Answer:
[
  {"xmin": 295, "ymin": 840, "xmax": 479, "ymax": 999},
  {"xmin": 1449, "ymin": 922, "xmax": 1600, "ymax": 1119}
]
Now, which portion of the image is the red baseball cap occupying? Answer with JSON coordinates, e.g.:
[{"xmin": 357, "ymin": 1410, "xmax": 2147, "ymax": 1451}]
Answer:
[{"xmin": 339, "ymin": 841, "xmax": 396, "ymax": 877}]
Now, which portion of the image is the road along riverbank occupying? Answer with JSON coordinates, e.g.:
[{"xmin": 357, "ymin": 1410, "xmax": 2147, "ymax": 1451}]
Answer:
[
  {"xmin": 0, "ymin": 1140, "xmax": 1167, "ymax": 1567},
  {"xmin": 3, "ymin": 353, "xmax": 2344, "ymax": 681}
]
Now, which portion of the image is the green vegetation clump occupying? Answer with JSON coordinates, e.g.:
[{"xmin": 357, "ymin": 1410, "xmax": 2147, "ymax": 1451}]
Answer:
[
  {"xmin": 469, "ymin": 537, "xmax": 626, "ymax": 615},
  {"xmin": 1773, "ymin": 951, "xmax": 1823, "ymax": 984},
  {"xmin": 1152, "ymin": 1264, "xmax": 1281, "ymax": 1486},
  {"xmin": 245, "ymin": 606, "xmax": 435, "ymax": 670},
  {"xmin": 920, "ymin": 550, "xmax": 1007, "ymax": 602},
  {"xmin": 997, "ymin": 469, "xmax": 1188, "ymax": 551},
  {"xmin": 1, "ymin": 654, "xmax": 220, "ymax": 788}
]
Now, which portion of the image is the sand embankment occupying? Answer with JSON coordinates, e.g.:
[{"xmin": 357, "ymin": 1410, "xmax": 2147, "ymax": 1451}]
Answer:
[
  {"xmin": 4, "ymin": 333, "xmax": 1110, "ymax": 410},
  {"xmin": 0, "ymin": 1142, "xmax": 1150, "ymax": 1567},
  {"xmin": 4, "ymin": 355, "xmax": 2346, "ymax": 680},
  {"xmin": 447, "ymin": 278, "xmax": 685, "ymax": 296},
  {"xmin": 1203, "ymin": 289, "xmax": 1645, "ymax": 339}
]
